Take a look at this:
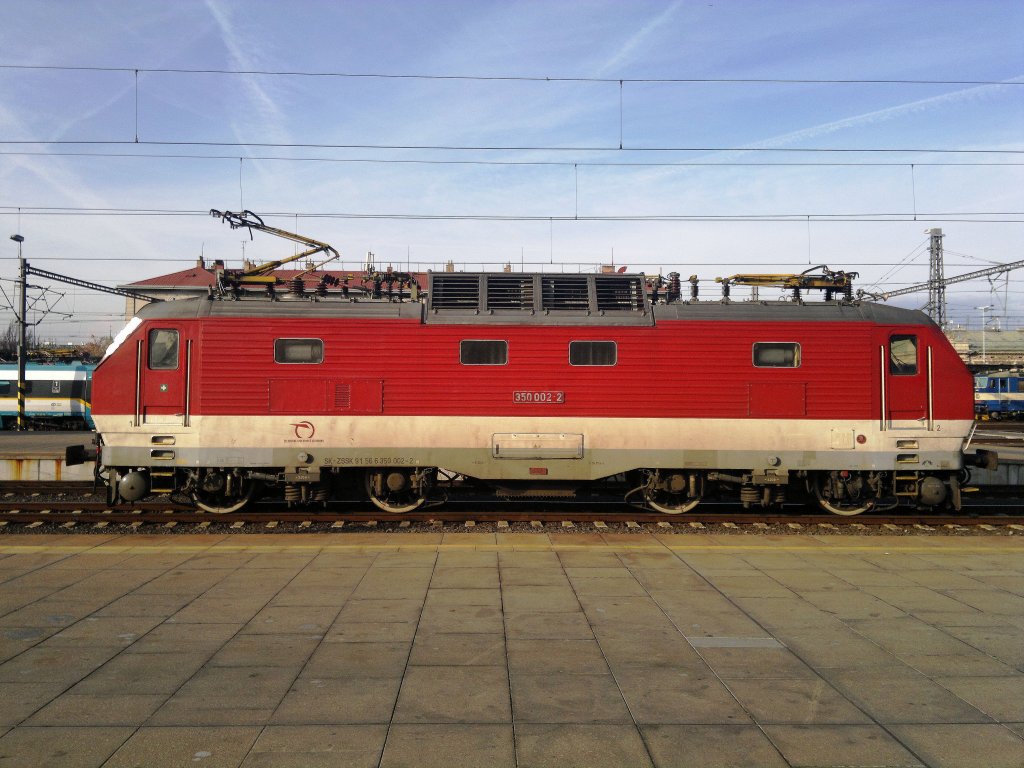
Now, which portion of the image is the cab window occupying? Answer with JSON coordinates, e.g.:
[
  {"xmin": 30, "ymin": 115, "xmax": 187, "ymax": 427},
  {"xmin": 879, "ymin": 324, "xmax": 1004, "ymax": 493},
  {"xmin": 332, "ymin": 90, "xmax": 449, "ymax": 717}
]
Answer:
[
  {"xmin": 148, "ymin": 329, "xmax": 179, "ymax": 370},
  {"xmin": 889, "ymin": 334, "xmax": 918, "ymax": 376}
]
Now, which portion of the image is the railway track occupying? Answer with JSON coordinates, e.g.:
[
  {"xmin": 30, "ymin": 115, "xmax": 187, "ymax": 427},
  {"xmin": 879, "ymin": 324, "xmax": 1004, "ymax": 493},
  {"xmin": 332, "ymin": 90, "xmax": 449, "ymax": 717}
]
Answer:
[
  {"xmin": 1, "ymin": 479, "xmax": 1020, "ymax": 532},
  {"xmin": 0, "ymin": 498, "xmax": 1021, "ymax": 531}
]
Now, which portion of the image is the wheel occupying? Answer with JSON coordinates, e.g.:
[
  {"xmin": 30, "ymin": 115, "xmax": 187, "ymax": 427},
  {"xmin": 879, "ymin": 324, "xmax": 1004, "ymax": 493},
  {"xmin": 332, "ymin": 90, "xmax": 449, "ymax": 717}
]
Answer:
[
  {"xmin": 192, "ymin": 471, "xmax": 259, "ymax": 513},
  {"xmin": 365, "ymin": 468, "xmax": 429, "ymax": 513},
  {"xmin": 642, "ymin": 470, "xmax": 703, "ymax": 514},
  {"xmin": 813, "ymin": 473, "xmax": 874, "ymax": 516}
]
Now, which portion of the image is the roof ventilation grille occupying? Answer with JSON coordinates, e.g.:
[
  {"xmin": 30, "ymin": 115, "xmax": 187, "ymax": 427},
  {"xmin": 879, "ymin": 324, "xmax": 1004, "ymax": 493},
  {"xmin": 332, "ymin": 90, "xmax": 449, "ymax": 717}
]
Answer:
[
  {"xmin": 541, "ymin": 276, "xmax": 589, "ymax": 311},
  {"xmin": 430, "ymin": 274, "xmax": 480, "ymax": 309}
]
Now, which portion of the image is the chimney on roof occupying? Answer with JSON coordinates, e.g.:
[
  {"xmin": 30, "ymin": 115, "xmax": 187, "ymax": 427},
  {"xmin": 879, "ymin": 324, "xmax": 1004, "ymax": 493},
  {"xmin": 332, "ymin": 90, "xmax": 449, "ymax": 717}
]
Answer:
[
  {"xmin": 197, "ymin": 255, "xmax": 205, "ymax": 269},
  {"xmin": 445, "ymin": 260, "xmax": 455, "ymax": 273},
  {"xmin": 213, "ymin": 260, "xmax": 225, "ymax": 273}
]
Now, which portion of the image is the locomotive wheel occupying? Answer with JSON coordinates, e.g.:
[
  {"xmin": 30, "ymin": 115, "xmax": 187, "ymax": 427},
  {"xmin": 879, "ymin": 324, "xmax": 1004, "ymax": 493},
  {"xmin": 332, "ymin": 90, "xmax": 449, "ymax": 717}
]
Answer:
[
  {"xmin": 812, "ymin": 474, "xmax": 873, "ymax": 516},
  {"xmin": 643, "ymin": 471, "xmax": 703, "ymax": 514},
  {"xmin": 365, "ymin": 469, "xmax": 428, "ymax": 514},
  {"xmin": 193, "ymin": 474, "xmax": 259, "ymax": 514}
]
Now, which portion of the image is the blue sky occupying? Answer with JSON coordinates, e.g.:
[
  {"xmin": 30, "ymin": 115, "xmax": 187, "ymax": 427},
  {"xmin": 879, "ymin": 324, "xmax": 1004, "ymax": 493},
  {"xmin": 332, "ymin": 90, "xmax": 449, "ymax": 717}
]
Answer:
[{"xmin": 0, "ymin": 0, "xmax": 1021, "ymax": 341}]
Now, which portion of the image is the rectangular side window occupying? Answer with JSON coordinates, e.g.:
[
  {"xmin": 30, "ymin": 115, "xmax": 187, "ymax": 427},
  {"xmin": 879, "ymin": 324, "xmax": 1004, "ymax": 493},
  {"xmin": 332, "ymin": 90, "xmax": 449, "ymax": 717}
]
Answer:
[
  {"xmin": 148, "ymin": 329, "xmax": 179, "ymax": 370},
  {"xmin": 460, "ymin": 340, "xmax": 508, "ymax": 365},
  {"xmin": 275, "ymin": 338, "xmax": 324, "ymax": 364},
  {"xmin": 0, "ymin": 381, "xmax": 9, "ymax": 395},
  {"xmin": 569, "ymin": 341, "xmax": 617, "ymax": 366},
  {"xmin": 889, "ymin": 334, "xmax": 918, "ymax": 375},
  {"xmin": 753, "ymin": 342, "xmax": 800, "ymax": 368}
]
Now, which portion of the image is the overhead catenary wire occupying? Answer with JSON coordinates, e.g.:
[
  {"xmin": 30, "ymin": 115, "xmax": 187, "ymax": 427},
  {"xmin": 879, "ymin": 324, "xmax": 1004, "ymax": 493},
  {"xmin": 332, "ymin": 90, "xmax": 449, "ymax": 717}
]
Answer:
[
  {"xmin": 0, "ymin": 206, "xmax": 1020, "ymax": 221},
  {"xmin": 2, "ymin": 138, "xmax": 1021, "ymax": 155},
  {"xmin": 1, "ymin": 150, "xmax": 1020, "ymax": 168},
  {"xmin": 2, "ymin": 63, "xmax": 1022, "ymax": 87}
]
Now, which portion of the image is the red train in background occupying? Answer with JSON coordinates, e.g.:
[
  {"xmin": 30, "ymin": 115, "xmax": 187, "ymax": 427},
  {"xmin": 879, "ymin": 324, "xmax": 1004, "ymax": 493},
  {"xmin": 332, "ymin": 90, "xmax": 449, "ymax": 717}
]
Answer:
[{"xmin": 78, "ymin": 269, "xmax": 991, "ymax": 516}]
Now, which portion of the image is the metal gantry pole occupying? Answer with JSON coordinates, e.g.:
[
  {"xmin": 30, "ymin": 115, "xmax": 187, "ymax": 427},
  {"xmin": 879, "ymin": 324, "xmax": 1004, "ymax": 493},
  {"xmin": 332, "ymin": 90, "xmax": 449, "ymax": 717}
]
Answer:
[{"xmin": 15, "ymin": 243, "xmax": 27, "ymax": 431}]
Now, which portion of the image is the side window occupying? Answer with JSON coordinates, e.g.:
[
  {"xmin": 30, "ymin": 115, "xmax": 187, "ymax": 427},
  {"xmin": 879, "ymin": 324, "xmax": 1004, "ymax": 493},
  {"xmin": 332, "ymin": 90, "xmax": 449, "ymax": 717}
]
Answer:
[
  {"xmin": 753, "ymin": 342, "xmax": 800, "ymax": 368},
  {"xmin": 148, "ymin": 329, "xmax": 179, "ymax": 370},
  {"xmin": 0, "ymin": 381, "xmax": 9, "ymax": 395},
  {"xmin": 569, "ymin": 341, "xmax": 617, "ymax": 366},
  {"xmin": 275, "ymin": 338, "xmax": 324, "ymax": 364},
  {"xmin": 460, "ymin": 340, "xmax": 508, "ymax": 366},
  {"xmin": 889, "ymin": 334, "xmax": 918, "ymax": 376}
]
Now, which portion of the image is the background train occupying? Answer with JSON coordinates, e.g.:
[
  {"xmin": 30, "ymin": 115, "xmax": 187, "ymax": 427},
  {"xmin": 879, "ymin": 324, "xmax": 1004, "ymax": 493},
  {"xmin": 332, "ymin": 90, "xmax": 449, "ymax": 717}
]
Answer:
[
  {"xmin": 974, "ymin": 371, "xmax": 1024, "ymax": 420},
  {"xmin": 77, "ymin": 270, "xmax": 990, "ymax": 516},
  {"xmin": 0, "ymin": 362, "xmax": 94, "ymax": 430}
]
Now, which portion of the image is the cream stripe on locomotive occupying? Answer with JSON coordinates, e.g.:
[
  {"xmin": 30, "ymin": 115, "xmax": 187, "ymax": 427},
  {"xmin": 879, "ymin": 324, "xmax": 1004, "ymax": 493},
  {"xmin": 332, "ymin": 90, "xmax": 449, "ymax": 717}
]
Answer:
[{"xmin": 96, "ymin": 414, "xmax": 973, "ymax": 481}]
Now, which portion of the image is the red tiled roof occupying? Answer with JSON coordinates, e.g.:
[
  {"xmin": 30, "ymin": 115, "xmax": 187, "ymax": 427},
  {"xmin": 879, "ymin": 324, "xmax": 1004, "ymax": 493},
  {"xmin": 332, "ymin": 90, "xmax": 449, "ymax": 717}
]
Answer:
[{"xmin": 126, "ymin": 268, "xmax": 217, "ymax": 288}]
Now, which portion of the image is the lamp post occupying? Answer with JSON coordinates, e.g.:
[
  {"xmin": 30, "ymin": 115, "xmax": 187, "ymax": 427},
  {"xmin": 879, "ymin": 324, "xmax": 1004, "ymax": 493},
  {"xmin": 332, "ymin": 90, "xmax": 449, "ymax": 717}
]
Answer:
[
  {"xmin": 10, "ymin": 234, "xmax": 26, "ymax": 431},
  {"xmin": 975, "ymin": 305, "xmax": 994, "ymax": 366}
]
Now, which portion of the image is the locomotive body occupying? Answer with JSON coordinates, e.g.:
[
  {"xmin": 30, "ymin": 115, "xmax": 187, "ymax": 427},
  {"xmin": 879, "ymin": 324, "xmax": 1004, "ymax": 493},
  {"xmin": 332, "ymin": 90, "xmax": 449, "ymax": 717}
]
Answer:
[{"xmin": 88, "ymin": 272, "xmax": 978, "ymax": 515}]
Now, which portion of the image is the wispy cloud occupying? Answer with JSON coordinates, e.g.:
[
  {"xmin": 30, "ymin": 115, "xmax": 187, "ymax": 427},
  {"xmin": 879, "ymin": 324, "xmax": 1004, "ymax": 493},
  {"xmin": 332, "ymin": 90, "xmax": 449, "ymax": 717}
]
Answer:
[
  {"xmin": 594, "ymin": 1, "xmax": 685, "ymax": 76},
  {"xmin": 739, "ymin": 77, "xmax": 1024, "ymax": 154},
  {"xmin": 203, "ymin": 0, "xmax": 290, "ymax": 147}
]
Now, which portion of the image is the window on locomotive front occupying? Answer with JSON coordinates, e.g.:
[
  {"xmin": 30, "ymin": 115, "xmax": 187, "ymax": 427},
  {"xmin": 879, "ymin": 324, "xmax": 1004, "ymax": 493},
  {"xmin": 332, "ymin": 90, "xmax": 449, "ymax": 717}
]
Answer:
[
  {"xmin": 569, "ymin": 341, "xmax": 617, "ymax": 366},
  {"xmin": 889, "ymin": 334, "xmax": 918, "ymax": 376},
  {"xmin": 752, "ymin": 342, "xmax": 801, "ymax": 368},
  {"xmin": 274, "ymin": 338, "xmax": 324, "ymax": 364},
  {"xmin": 148, "ymin": 329, "xmax": 179, "ymax": 370},
  {"xmin": 460, "ymin": 340, "xmax": 508, "ymax": 365}
]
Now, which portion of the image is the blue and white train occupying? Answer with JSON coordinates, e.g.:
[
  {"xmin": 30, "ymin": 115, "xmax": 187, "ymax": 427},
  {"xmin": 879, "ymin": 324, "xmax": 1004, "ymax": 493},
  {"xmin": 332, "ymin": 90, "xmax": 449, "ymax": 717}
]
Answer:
[
  {"xmin": 0, "ymin": 362, "xmax": 95, "ymax": 430},
  {"xmin": 974, "ymin": 371, "xmax": 1024, "ymax": 420}
]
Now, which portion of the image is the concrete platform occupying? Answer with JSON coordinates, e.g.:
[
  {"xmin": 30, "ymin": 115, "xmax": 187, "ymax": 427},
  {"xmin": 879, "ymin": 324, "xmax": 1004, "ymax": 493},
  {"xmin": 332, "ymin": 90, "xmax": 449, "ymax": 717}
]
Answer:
[
  {"xmin": 0, "ymin": 433, "xmax": 95, "ymax": 481},
  {"xmin": 0, "ymin": 531, "xmax": 1022, "ymax": 767}
]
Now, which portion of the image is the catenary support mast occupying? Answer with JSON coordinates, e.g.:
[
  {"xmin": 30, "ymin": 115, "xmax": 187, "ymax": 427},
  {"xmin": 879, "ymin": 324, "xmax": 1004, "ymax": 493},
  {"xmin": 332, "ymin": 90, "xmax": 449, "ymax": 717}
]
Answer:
[{"xmin": 925, "ymin": 228, "xmax": 947, "ymax": 329}]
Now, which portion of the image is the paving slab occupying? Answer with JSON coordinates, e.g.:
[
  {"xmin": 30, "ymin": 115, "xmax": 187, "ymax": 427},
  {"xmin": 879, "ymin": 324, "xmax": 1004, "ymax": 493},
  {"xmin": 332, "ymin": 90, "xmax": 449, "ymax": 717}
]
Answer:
[
  {"xmin": 0, "ymin": 532, "xmax": 1022, "ymax": 767},
  {"xmin": 407, "ymin": 632, "xmax": 505, "ymax": 666},
  {"xmin": 515, "ymin": 723, "xmax": 654, "ymax": 768},
  {"xmin": 103, "ymin": 725, "xmax": 262, "ymax": 768},
  {"xmin": 888, "ymin": 723, "xmax": 1024, "ymax": 768},
  {"xmin": 393, "ymin": 665, "xmax": 511, "ymax": 723},
  {"xmin": 0, "ymin": 725, "xmax": 133, "ymax": 768},
  {"xmin": 381, "ymin": 723, "xmax": 515, "ymax": 768},
  {"xmin": 241, "ymin": 724, "xmax": 387, "ymax": 768},
  {"xmin": 763, "ymin": 723, "xmax": 926, "ymax": 767},
  {"xmin": 642, "ymin": 723, "xmax": 789, "ymax": 768}
]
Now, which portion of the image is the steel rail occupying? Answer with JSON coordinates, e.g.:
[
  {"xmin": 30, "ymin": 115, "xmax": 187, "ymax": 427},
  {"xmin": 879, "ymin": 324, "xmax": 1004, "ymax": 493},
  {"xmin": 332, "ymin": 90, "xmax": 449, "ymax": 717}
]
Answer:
[{"xmin": 0, "ymin": 501, "xmax": 1020, "ymax": 528}]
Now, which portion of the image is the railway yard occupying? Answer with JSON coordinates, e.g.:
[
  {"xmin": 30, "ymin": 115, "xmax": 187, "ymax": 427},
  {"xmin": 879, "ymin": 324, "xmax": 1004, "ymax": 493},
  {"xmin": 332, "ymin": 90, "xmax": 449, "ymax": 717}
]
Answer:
[{"xmin": 0, "ymin": 431, "xmax": 1021, "ymax": 767}]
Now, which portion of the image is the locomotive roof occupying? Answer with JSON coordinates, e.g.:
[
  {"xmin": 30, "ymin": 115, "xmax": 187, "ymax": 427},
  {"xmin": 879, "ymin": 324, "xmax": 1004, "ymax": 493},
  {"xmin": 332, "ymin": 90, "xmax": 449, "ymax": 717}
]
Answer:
[{"xmin": 134, "ymin": 291, "xmax": 935, "ymax": 328}]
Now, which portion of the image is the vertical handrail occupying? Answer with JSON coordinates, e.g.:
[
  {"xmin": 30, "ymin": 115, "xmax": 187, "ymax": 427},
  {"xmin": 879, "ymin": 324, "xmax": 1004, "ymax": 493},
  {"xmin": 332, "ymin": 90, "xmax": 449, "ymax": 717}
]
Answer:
[
  {"xmin": 184, "ymin": 340, "xmax": 193, "ymax": 427},
  {"xmin": 927, "ymin": 346, "xmax": 934, "ymax": 431},
  {"xmin": 134, "ymin": 340, "xmax": 143, "ymax": 427},
  {"xmin": 879, "ymin": 345, "xmax": 887, "ymax": 432}
]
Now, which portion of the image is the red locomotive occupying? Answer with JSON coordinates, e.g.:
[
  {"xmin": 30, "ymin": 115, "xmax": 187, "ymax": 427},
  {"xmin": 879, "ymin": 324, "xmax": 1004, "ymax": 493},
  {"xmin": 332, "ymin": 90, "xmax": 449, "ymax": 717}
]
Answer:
[{"xmin": 82, "ymin": 268, "xmax": 989, "ymax": 516}]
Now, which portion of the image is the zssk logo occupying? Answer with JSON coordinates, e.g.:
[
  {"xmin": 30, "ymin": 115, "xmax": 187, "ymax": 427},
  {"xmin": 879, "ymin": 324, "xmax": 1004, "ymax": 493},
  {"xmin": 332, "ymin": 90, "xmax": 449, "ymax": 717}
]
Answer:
[{"xmin": 291, "ymin": 421, "xmax": 316, "ymax": 439}]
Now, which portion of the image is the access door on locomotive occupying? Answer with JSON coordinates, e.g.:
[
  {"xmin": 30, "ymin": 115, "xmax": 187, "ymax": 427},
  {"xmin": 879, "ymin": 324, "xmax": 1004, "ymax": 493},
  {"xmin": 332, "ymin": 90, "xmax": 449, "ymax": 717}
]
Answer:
[
  {"xmin": 138, "ymin": 325, "xmax": 193, "ymax": 427},
  {"xmin": 883, "ymin": 330, "xmax": 929, "ymax": 430}
]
